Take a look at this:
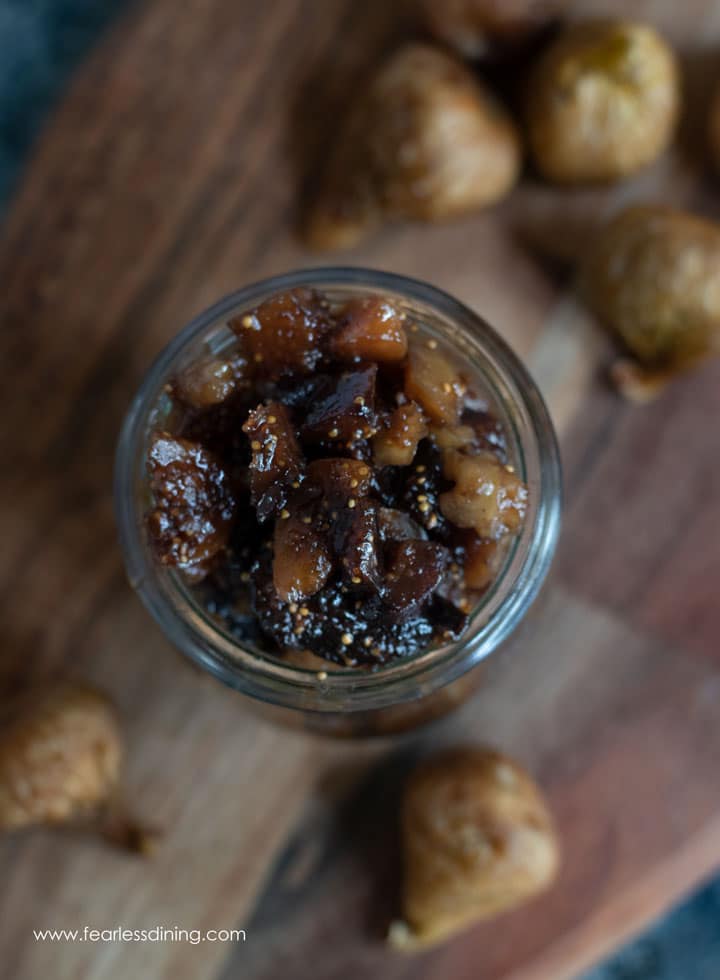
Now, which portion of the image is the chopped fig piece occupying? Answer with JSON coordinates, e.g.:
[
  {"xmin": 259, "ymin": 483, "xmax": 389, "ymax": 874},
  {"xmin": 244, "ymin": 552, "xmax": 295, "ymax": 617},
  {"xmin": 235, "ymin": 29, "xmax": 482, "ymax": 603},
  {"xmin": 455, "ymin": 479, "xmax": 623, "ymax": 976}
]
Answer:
[
  {"xmin": 242, "ymin": 401, "xmax": 303, "ymax": 520},
  {"xmin": 429, "ymin": 423, "xmax": 477, "ymax": 452},
  {"xmin": 173, "ymin": 356, "xmax": 239, "ymax": 409},
  {"xmin": 275, "ymin": 373, "xmax": 332, "ymax": 411},
  {"xmin": 426, "ymin": 595, "xmax": 468, "ymax": 640},
  {"xmin": 302, "ymin": 366, "xmax": 378, "ymax": 445},
  {"xmin": 383, "ymin": 540, "xmax": 449, "ymax": 611},
  {"xmin": 146, "ymin": 433, "xmax": 235, "ymax": 567},
  {"xmin": 231, "ymin": 288, "xmax": 331, "ymax": 379},
  {"xmin": 463, "ymin": 534, "xmax": 505, "ymax": 591},
  {"xmin": 430, "ymin": 413, "xmax": 508, "ymax": 460},
  {"xmin": 333, "ymin": 499, "xmax": 382, "ymax": 590},
  {"xmin": 306, "ymin": 458, "xmax": 374, "ymax": 507},
  {"xmin": 179, "ymin": 389, "xmax": 255, "ymax": 463},
  {"xmin": 401, "ymin": 442, "xmax": 448, "ymax": 535},
  {"xmin": 330, "ymin": 297, "xmax": 409, "ymax": 363},
  {"xmin": 373, "ymin": 403, "xmax": 429, "ymax": 467},
  {"xmin": 405, "ymin": 343, "xmax": 464, "ymax": 424},
  {"xmin": 273, "ymin": 515, "xmax": 332, "ymax": 602},
  {"xmin": 440, "ymin": 450, "xmax": 527, "ymax": 539},
  {"xmin": 582, "ymin": 205, "xmax": 720, "ymax": 394},
  {"xmin": 526, "ymin": 21, "xmax": 679, "ymax": 184},
  {"xmin": 180, "ymin": 558, "xmax": 217, "ymax": 585},
  {"xmin": 378, "ymin": 507, "xmax": 428, "ymax": 543}
]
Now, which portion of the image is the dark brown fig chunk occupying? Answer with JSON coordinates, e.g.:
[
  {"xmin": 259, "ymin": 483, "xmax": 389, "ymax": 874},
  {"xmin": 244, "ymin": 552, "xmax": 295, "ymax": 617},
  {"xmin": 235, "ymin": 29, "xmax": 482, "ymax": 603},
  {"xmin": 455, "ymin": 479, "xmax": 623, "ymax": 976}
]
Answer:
[
  {"xmin": 373, "ymin": 402, "xmax": 429, "ymax": 467},
  {"xmin": 173, "ymin": 356, "xmax": 239, "ymax": 409},
  {"xmin": 302, "ymin": 366, "xmax": 378, "ymax": 446},
  {"xmin": 405, "ymin": 342, "xmax": 465, "ymax": 424},
  {"xmin": 426, "ymin": 595, "xmax": 468, "ymax": 641},
  {"xmin": 383, "ymin": 539, "xmax": 449, "ymax": 611},
  {"xmin": 401, "ymin": 441, "xmax": 448, "ymax": 534},
  {"xmin": 146, "ymin": 433, "xmax": 235, "ymax": 569},
  {"xmin": 230, "ymin": 288, "xmax": 331, "ymax": 379},
  {"xmin": 242, "ymin": 401, "xmax": 303, "ymax": 520},
  {"xmin": 462, "ymin": 408, "xmax": 508, "ymax": 462},
  {"xmin": 333, "ymin": 499, "xmax": 382, "ymax": 590},
  {"xmin": 330, "ymin": 296, "xmax": 409, "ymax": 363},
  {"xmin": 305, "ymin": 458, "xmax": 374, "ymax": 508},
  {"xmin": 377, "ymin": 507, "xmax": 428, "ymax": 543},
  {"xmin": 440, "ymin": 449, "xmax": 527, "ymax": 539},
  {"xmin": 179, "ymin": 387, "xmax": 255, "ymax": 465},
  {"xmin": 252, "ymin": 565, "xmax": 437, "ymax": 667},
  {"xmin": 273, "ymin": 515, "xmax": 332, "ymax": 602}
]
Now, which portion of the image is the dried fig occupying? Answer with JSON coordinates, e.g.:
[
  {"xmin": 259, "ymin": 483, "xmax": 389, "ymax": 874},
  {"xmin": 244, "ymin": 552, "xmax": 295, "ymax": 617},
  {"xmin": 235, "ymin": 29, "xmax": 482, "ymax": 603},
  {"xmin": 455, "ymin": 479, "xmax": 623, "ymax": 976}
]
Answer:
[
  {"xmin": 526, "ymin": 20, "xmax": 679, "ymax": 183},
  {"xmin": 581, "ymin": 205, "xmax": 720, "ymax": 400},
  {"xmin": 305, "ymin": 44, "xmax": 521, "ymax": 250},
  {"xmin": 305, "ymin": 458, "xmax": 374, "ymax": 506},
  {"xmin": 390, "ymin": 747, "xmax": 559, "ymax": 950},
  {"xmin": 0, "ymin": 685, "xmax": 152, "ymax": 852},
  {"xmin": 422, "ymin": 0, "xmax": 566, "ymax": 60}
]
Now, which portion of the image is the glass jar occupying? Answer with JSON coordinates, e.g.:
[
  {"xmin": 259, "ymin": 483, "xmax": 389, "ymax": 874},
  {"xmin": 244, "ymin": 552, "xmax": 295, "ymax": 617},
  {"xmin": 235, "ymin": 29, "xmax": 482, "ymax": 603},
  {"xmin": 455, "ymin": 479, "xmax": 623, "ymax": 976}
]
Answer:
[{"xmin": 114, "ymin": 268, "xmax": 561, "ymax": 736}]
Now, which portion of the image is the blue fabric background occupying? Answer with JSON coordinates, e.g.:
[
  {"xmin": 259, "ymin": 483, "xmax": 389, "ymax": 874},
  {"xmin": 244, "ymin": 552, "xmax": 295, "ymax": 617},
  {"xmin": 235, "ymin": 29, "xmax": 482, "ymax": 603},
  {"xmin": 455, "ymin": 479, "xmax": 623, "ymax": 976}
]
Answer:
[{"xmin": 1, "ymin": 2, "xmax": 718, "ymax": 976}]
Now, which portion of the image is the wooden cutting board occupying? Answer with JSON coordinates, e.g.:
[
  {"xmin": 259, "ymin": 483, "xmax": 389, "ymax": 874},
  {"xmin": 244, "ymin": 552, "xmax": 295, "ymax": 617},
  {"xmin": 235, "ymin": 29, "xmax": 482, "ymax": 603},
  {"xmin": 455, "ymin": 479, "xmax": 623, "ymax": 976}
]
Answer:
[{"xmin": 1, "ymin": 1, "xmax": 719, "ymax": 978}]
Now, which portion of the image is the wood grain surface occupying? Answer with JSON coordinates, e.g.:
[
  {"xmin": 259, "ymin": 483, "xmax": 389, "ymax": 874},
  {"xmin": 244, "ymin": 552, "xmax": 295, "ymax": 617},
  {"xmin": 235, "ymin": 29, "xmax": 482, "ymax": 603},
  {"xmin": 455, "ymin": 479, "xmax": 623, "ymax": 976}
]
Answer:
[{"xmin": 1, "ymin": 1, "xmax": 720, "ymax": 978}]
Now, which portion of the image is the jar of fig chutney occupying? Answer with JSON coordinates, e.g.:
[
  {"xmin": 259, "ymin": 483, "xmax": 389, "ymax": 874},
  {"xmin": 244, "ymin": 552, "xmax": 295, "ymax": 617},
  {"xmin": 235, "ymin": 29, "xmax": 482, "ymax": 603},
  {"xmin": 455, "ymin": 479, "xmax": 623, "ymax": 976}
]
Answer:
[{"xmin": 115, "ymin": 268, "xmax": 561, "ymax": 735}]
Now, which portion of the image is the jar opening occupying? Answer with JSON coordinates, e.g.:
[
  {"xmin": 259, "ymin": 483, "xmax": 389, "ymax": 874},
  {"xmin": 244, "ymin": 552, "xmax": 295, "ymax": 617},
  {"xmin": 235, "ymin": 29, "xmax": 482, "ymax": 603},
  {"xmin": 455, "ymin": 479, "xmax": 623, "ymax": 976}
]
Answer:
[{"xmin": 115, "ymin": 268, "xmax": 561, "ymax": 712}]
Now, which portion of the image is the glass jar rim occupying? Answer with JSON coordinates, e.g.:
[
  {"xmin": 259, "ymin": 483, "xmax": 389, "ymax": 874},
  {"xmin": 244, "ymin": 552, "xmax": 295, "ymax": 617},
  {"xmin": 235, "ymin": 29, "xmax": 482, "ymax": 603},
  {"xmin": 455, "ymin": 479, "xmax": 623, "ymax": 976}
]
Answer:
[{"xmin": 114, "ymin": 267, "xmax": 562, "ymax": 713}]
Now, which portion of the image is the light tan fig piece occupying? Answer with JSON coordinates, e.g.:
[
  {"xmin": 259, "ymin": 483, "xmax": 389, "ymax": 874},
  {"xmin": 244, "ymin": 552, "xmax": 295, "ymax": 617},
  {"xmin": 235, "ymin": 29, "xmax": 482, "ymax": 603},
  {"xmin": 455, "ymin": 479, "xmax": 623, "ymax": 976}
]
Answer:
[
  {"xmin": 0, "ymin": 684, "xmax": 153, "ymax": 853},
  {"xmin": 582, "ymin": 205, "xmax": 720, "ymax": 400},
  {"xmin": 305, "ymin": 44, "xmax": 521, "ymax": 250},
  {"xmin": 422, "ymin": 0, "xmax": 566, "ymax": 60},
  {"xmin": 526, "ymin": 20, "xmax": 680, "ymax": 183},
  {"xmin": 390, "ymin": 747, "xmax": 559, "ymax": 951}
]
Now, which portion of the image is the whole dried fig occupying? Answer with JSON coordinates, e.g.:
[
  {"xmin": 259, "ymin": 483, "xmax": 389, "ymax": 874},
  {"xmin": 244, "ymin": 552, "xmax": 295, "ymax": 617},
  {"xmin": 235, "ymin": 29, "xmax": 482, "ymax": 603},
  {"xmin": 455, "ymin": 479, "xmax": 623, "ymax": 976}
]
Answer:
[
  {"xmin": 423, "ymin": 0, "xmax": 566, "ymax": 60},
  {"xmin": 390, "ymin": 747, "xmax": 559, "ymax": 950},
  {"xmin": 0, "ymin": 684, "xmax": 152, "ymax": 852},
  {"xmin": 582, "ymin": 205, "xmax": 720, "ymax": 400},
  {"xmin": 305, "ymin": 44, "xmax": 521, "ymax": 250},
  {"xmin": 526, "ymin": 20, "xmax": 679, "ymax": 183}
]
